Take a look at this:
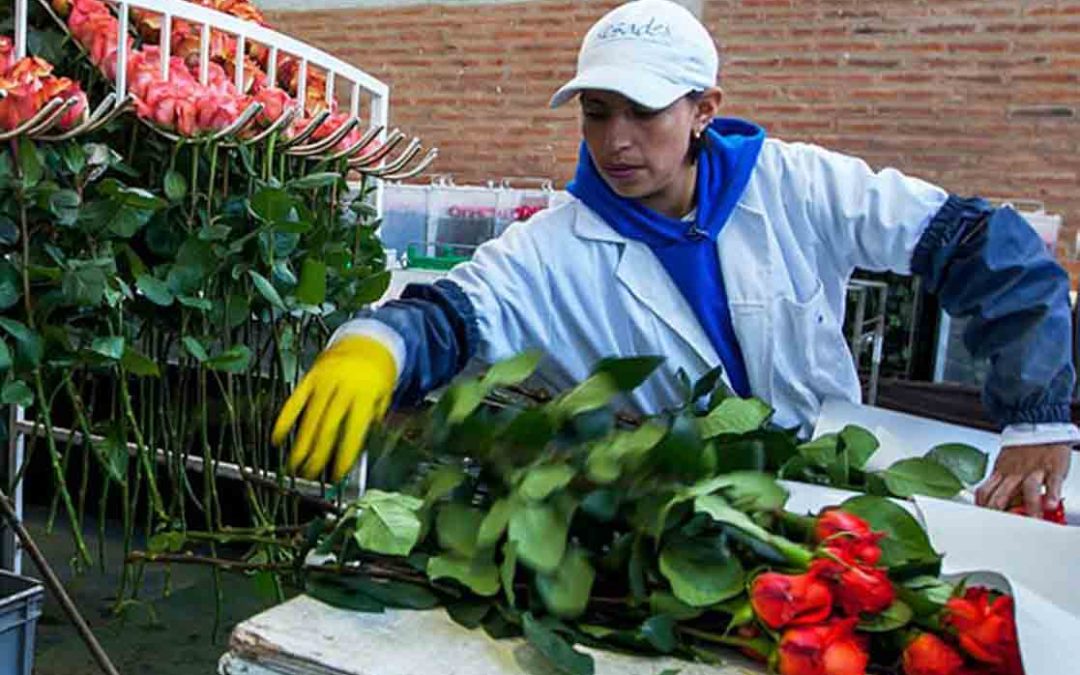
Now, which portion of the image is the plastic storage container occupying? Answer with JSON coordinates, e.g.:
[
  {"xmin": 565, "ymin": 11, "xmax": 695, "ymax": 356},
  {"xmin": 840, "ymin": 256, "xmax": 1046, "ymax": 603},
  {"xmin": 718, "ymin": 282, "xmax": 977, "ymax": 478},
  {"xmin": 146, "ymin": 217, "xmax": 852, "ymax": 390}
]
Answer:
[{"xmin": 0, "ymin": 570, "xmax": 43, "ymax": 675}]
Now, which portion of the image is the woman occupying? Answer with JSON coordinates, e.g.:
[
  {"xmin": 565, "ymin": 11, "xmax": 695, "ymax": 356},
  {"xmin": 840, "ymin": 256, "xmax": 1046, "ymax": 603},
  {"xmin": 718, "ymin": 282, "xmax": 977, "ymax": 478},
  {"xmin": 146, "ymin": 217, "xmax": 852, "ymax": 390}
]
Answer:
[{"xmin": 274, "ymin": 0, "xmax": 1076, "ymax": 517}]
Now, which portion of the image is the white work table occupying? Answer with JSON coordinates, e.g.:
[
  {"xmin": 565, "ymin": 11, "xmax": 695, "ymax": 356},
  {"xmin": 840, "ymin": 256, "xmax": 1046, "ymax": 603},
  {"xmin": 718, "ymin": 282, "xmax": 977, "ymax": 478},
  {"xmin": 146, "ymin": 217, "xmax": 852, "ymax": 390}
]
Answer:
[{"xmin": 217, "ymin": 595, "xmax": 761, "ymax": 675}]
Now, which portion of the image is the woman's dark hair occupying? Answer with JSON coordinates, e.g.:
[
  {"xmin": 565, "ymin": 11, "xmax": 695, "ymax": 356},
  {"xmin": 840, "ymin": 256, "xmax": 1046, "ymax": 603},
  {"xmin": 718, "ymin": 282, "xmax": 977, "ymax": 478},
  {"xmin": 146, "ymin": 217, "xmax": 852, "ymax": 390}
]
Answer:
[{"xmin": 686, "ymin": 90, "xmax": 710, "ymax": 158}]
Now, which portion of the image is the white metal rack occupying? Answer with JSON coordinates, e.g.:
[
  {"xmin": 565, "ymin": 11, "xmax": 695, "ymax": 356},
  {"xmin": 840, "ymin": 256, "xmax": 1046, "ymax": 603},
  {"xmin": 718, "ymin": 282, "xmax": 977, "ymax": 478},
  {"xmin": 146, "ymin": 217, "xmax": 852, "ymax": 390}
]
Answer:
[{"xmin": 1, "ymin": 0, "xmax": 436, "ymax": 572}]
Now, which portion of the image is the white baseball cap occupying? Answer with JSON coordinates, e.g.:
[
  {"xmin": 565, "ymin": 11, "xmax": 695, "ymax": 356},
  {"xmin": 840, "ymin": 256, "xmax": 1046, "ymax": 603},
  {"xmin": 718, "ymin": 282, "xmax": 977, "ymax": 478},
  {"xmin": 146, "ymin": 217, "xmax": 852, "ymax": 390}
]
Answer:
[{"xmin": 550, "ymin": 0, "xmax": 719, "ymax": 110}]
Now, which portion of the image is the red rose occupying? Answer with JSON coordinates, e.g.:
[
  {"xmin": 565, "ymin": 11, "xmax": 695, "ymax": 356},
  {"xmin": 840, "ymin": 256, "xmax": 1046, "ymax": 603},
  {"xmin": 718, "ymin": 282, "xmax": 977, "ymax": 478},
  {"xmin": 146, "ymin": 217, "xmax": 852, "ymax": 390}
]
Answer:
[
  {"xmin": 809, "ymin": 558, "xmax": 895, "ymax": 617},
  {"xmin": 1008, "ymin": 497, "xmax": 1066, "ymax": 525},
  {"xmin": 751, "ymin": 571, "xmax": 833, "ymax": 629},
  {"xmin": 778, "ymin": 620, "xmax": 868, "ymax": 675},
  {"xmin": 945, "ymin": 587, "xmax": 1022, "ymax": 674},
  {"xmin": 816, "ymin": 509, "xmax": 883, "ymax": 566},
  {"xmin": 902, "ymin": 633, "xmax": 966, "ymax": 675},
  {"xmin": 835, "ymin": 565, "xmax": 895, "ymax": 616}
]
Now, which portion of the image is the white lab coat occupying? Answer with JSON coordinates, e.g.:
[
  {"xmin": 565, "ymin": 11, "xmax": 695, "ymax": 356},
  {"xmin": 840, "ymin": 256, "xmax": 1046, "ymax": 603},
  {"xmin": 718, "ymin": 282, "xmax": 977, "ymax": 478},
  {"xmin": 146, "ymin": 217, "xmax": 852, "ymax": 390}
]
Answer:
[{"xmin": 444, "ymin": 138, "xmax": 949, "ymax": 434}]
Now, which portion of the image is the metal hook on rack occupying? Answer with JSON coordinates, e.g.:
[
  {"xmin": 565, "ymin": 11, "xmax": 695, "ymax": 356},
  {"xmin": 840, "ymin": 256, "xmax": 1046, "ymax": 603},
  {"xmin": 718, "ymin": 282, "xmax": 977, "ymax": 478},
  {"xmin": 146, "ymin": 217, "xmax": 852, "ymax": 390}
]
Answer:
[
  {"xmin": 232, "ymin": 105, "xmax": 299, "ymax": 146},
  {"xmin": 287, "ymin": 115, "xmax": 360, "ymax": 156},
  {"xmin": 277, "ymin": 109, "xmax": 330, "ymax": 149},
  {"xmin": 0, "ymin": 98, "xmax": 67, "ymax": 141},
  {"xmin": 382, "ymin": 147, "xmax": 438, "ymax": 182},
  {"xmin": 37, "ymin": 93, "xmax": 135, "ymax": 141},
  {"xmin": 208, "ymin": 101, "xmax": 264, "ymax": 142},
  {"xmin": 347, "ymin": 128, "xmax": 404, "ymax": 168},
  {"xmin": 322, "ymin": 124, "xmax": 382, "ymax": 162},
  {"xmin": 361, "ymin": 138, "xmax": 422, "ymax": 177}
]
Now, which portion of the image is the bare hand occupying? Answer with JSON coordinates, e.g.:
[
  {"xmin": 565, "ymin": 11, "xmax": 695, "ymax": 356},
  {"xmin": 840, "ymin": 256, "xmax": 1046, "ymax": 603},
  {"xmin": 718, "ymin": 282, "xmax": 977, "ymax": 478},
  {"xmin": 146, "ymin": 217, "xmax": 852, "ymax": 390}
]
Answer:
[{"xmin": 975, "ymin": 444, "xmax": 1072, "ymax": 516}]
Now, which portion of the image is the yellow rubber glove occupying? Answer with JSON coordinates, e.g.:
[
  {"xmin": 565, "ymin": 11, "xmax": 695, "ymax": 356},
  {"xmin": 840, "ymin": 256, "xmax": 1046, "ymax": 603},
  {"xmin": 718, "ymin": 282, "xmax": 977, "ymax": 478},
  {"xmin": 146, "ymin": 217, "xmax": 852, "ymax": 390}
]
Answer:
[{"xmin": 271, "ymin": 335, "xmax": 397, "ymax": 482}]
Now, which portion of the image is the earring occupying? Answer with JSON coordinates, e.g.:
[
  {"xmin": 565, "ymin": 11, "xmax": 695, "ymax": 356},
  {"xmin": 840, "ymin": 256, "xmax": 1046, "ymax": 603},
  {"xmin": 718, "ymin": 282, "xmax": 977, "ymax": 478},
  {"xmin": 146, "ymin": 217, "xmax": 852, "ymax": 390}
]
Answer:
[{"xmin": 692, "ymin": 129, "xmax": 701, "ymax": 140}]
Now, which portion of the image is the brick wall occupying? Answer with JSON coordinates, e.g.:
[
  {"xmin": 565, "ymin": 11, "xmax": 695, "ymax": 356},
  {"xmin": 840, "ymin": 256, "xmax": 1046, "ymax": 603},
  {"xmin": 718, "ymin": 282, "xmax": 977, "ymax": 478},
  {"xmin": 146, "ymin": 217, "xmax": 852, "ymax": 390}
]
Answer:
[{"xmin": 268, "ymin": 0, "xmax": 1080, "ymax": 267}]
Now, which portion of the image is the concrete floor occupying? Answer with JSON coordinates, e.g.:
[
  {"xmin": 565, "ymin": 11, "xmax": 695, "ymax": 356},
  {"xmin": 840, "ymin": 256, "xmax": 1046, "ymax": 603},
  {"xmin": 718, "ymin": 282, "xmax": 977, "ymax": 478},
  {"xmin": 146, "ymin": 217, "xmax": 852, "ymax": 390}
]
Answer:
[{"xmin": 23, "ymin": 505, "xmax": 284, "ymax": 675}]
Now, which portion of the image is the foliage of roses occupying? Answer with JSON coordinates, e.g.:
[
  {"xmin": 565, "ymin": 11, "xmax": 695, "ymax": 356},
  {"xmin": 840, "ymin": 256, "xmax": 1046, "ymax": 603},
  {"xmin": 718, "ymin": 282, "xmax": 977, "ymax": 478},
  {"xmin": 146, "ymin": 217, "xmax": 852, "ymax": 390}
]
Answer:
[
  {"xmin": 0, "ymin": 4, "xmax": 389, "ymax": 605},
  {"xmin": 291, "ymin": 356, "xmax": 1024, "ymax": 675}
]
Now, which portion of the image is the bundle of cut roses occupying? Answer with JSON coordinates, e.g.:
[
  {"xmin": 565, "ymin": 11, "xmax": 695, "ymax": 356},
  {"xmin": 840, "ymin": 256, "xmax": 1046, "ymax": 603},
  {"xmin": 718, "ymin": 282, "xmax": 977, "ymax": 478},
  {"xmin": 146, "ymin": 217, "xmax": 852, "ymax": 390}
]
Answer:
[
  {"xmin": 0, "ymin": 35, "xmax": 87, "ymax": 131},
  {"xmin": 750, "ymin": 509, "xmax": 1021, "ymax": 675},
  {"xmin": 288, "ymin": 355, "xmax": 1029, "ymax": 675},
  {"xmin": 50, "ymin": 0, "xmax": 370, "ymax": 149}
]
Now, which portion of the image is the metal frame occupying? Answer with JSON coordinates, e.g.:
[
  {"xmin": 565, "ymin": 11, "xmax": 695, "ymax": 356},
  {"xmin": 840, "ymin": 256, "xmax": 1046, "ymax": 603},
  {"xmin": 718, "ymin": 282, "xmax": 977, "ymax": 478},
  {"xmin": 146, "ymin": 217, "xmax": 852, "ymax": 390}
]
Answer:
[
  {"xmin": 846, "ymin": 279, "xmax": 889, "ymax": 406},
  {"xmin": 2, "ymin": 0, "xmax": 436, "ymax": 571}
]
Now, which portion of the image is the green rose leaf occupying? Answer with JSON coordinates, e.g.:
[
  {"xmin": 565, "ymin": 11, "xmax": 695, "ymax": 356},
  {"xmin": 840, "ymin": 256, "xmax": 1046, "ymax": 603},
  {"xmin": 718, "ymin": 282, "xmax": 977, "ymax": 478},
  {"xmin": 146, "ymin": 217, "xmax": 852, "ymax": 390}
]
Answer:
[
  {"xmin": 89, "ymin": 336, "xmax": 124, "ymax": 361},
  {"xmin": 97, "ymin": 429, "xmax": 129, "ymax": 483},
  {"xmin": 519, "ymin": 464, "xmax": 576, "ymax": 501},
  {"xmin": 288, "ymin": 171, "xmax": 341, "ymax": 190},
  {"xmin": 522, "ymin": 613, "xmax": 595, "ymax": 675},
  {"xmin": 0, "ymin": 262, "xmax": 19, "ymax": 310},
  {"xmin": 555, "ymin": 374, "xmax": 619, "ymax": 419},
  {"xmin": 798, "ymin": 434, "xmax": 839, "ymax": 468},
  {"xmin": 1, "ymin": 380, "xmax": 34, "ymax": 407},
  {"xmin": 120, "ymin": 347, "xmax": 160, "ymax": 377},
  {"xmin": 840, "ymin": 496, "xmax": 941, "ymax": 571},
  {"xmin": 639, "ymin": 614, "xmax": 677, "ymax": 653},
  {"xmin": 205, "ymin": 345, "xmax": 252, "ymax": 373},
  {"xmin": 536, "ymin": 546, "xmax": 595, "ymax": 619},
  {"xmin": 248, "ymin": 270, "xmax": 286, "ymax": 311},
  {"xmin": 882, "ymin": 458, "xmax": 965, "ymax": 498},
  {"xmin": 482, "ymin": 350, "xmax": 542, "ymax": 387},
  {"xmin": 508, "ymin": 502, "xmax": 569, "ymax": 573},
  {"xmin": 0, "ymin": 318, "xmax": 42, "ymax": 367},
  {"xmin": 840, "ymin": 425, "xmax": 879, "ymax": 470},
  {"xmin": 249, "ymin": 186, "xmax": 294, "ymax": 224},
  {"xmin": 898, "ymin": 575, "xmax": 956, "ymax": 618},
  {"xmin": 426, "ymin": 554, "xmax": 500, "ymax": 596},
  {"xmin": 182, "ymin": 336, "xmax": 209, "ymax": 362},
  {"xmin": 858, "ymin": 599, "xmax": 914, "ymax": 632},
  {"xmin": 353, "ymin": 490, "xmax": 424, "ymax": 556},
  {"xmin": 926, "ymin": 443, "xmax": 988, "ymax": 486},
  {"xmin": 422, "ymin": 465, "xmax": 465, "ymax": 508},
  {"xmin": 649, "ymin": 591, "xmax": 704, "ymax": 621},
  {"xmin": 354, "ymin": 270, "xmax": 391, "ymax": 305},
  {"xmin": 163, "ymin": 169, "xmax": 188, "ymax": 201},
  {"xmin": 658, "ymin": 537, "xmax": 744, "ymax": 607},
  {"xmin": 177, "ymin": 295, "xmax": 213, "ymax": 311},
  {"xmin": 0, "ymin": 340, "xmax": 12, "ymax": 372},
  {"xmin": 305, "ymin": 575, "xmax": 385, "ymax": 613},
  {"xmin": 477, "ymin": 498, "xmax": 515, "ymax": 548},
  {"xmin": 500, "ymin": 540, "xmax": 518, "ymax": 606},
  {"xmin": 699, "ymin": 397, "xmax": 773, "ymax": 438},
  {"xmin": 297, "ymin": 258, "xmax": 328, "ymax": 306},
  {"xmin": 586, "ymin": 422, "xmax": 666, "ymax": 484},
  {"xmin": 136, "ymin": 274, "xmax": 174, "ymax": 306},
  {"xmin": 48, "ymin": 189, "xmax": 81, "ymax": 226},
  {"xmin": 147, "ymin": 531, "xmax": 185, "ymax": 554},
  {"xmin": 436, "ymin": 503, "xmax": 486, "ymax": 557}
]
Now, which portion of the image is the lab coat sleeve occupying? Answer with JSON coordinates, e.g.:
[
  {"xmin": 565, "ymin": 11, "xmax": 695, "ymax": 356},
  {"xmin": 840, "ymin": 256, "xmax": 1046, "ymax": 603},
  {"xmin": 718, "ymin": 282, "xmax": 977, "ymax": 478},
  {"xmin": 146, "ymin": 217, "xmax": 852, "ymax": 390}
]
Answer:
[
  {"xmin": 796, "ymin": 143, "xmax": 949, "ymax": 274},
  {"xmin": 351, "ymin": 279, "xmax": 479, "ymax": 406},
  {"xmin": 799, "ymin": 143, "xmax": 1075, "ymax": 430},
  {"xmin": 912, "ymin": 196, "xmax": 1076, "ymax": 429},
  {"xmin": 341, "ymin": 219, "xmax": 553, "ymax": 406}
]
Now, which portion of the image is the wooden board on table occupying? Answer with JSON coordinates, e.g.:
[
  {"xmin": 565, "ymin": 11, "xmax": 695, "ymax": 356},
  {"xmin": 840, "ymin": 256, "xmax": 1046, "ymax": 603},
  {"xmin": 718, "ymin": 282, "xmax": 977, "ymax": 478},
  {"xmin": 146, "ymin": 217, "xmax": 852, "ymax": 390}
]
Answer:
[{"xmin": 218, "ymin": 595, "xmax": 765, "ymax": 675}]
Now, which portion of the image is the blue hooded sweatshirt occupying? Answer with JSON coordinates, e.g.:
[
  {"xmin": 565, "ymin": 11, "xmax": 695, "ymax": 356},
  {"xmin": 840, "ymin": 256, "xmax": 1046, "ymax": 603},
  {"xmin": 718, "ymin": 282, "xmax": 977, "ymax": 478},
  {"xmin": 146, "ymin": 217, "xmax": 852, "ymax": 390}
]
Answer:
[{"xmin": 566, "ymin": 117, "xmax": 766, "ymax": 397}]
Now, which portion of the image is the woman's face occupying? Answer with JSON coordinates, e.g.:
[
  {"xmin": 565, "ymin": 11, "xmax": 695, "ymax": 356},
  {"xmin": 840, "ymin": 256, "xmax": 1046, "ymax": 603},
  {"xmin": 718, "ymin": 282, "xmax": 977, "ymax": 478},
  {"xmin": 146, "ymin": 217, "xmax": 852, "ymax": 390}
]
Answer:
[{"xmin": 580, "ymin": 90, "xmax": 708, "ymax": 211}]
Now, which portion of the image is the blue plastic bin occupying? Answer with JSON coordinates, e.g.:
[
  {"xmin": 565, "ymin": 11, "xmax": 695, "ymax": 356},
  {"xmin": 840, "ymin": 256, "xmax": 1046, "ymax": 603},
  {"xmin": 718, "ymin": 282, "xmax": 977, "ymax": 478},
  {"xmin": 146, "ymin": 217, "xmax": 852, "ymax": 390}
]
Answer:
[{"xmin": 0, "ymin": 570, "xmax": 43, "ymax": 675}]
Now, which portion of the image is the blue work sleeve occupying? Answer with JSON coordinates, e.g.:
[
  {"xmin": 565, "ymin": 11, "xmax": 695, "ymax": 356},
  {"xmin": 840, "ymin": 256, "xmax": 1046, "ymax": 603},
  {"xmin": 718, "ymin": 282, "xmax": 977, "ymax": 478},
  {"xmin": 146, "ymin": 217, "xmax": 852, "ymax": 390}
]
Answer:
[
  {"xmin": 911, "ymin": 195, "xmax": 1076, "ymax": 427},
  {"xmin": 359, "ymin": 279, "xmax": 478, "ymax": 406}
]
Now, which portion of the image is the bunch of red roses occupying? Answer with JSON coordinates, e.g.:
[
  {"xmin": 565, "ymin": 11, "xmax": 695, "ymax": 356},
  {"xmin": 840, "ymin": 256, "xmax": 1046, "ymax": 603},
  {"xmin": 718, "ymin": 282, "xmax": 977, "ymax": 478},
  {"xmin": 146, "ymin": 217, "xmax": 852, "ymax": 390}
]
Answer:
[{"xmin": 749, "ymin": 509, "xmax": 1023, "ymax": 675}]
